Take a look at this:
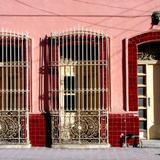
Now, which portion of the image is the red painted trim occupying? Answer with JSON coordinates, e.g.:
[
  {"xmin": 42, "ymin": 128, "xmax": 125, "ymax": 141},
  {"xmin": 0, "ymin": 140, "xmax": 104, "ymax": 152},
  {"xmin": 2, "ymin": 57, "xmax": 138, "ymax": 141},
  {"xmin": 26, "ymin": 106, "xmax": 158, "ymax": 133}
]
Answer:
[{"xmin": 128, "ymin": 31, "xmax": 160, "ymax": 111}]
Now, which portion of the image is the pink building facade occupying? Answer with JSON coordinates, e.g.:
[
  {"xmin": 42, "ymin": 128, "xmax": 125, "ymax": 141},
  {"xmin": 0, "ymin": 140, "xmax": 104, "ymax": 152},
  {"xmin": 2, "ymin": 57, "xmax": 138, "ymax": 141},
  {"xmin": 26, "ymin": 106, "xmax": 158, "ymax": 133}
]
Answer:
[{"xmin": 0, "ymin": 0, "xmax": 160, "ymax": 147}]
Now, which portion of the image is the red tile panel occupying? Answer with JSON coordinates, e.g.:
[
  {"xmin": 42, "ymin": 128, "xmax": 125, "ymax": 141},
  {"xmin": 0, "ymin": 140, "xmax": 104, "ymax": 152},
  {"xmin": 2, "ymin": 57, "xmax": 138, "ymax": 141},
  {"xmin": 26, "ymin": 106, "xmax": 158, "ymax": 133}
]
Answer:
[
  {"xmin": 29, "ymin": 114, "xmax": 46, "ymax": 147},
  {"xmin": 109, "ymin": 113, "xmax": 139, "ymax": 147},
  {"xmin": 29, "ymin": 113, "xmax": 139, "ymax": 147}
]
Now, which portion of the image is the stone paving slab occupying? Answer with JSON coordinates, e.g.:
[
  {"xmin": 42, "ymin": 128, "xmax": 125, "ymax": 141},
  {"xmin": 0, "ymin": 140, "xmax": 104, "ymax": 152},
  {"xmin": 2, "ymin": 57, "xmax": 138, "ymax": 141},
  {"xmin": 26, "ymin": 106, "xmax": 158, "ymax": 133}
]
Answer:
[
  {"xmin": 142, "ymin": 140, "xmax": 160, "ymax": 148},
  {"xmin": 0, "ymin": 148, "xmax": 160, "ymax": 160}
]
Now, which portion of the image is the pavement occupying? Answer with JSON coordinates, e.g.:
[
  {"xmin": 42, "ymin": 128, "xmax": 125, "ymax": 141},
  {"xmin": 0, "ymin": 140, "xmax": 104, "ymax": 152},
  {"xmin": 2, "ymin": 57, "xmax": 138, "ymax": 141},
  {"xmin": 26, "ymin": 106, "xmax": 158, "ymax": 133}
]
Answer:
[
  {"xmin": 0, "ymin": 140, "xmax": 160, "ymax": 160},
  {"xmin": 142, "ymin": 140, "xmax": 160, "ymax": 148},
  {"xmin": 0, "ymin": 148, "xmax": 160, "ymax": 160}
]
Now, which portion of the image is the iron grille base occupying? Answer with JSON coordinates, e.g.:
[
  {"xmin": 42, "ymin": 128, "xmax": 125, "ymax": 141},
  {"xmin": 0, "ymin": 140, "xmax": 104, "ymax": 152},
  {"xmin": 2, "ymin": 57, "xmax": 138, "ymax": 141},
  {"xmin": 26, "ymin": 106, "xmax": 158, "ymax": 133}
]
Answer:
[
  {"xmin": 51, "ymin": 111, "xmax": 108, "ymax": 146},
  {"xmin": 0, "ymin": 111, "xmax": 29, "ymax": 145}
]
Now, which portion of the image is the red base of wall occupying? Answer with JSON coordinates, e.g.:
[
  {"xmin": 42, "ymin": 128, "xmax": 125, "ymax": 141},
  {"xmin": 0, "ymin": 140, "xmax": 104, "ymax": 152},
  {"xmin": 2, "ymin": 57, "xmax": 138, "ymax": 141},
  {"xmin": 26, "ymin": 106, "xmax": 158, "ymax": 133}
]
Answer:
[
  {"xmin": 109, "ymin": 113, "xmax": 139, "ymax": 147},
  {"xmin": 29, "ymin": 113, "xmax": 139, "ymax": 147},
  {"xmin": 29, "ymin": 114, "xmax": 46, "ymax": 147}
]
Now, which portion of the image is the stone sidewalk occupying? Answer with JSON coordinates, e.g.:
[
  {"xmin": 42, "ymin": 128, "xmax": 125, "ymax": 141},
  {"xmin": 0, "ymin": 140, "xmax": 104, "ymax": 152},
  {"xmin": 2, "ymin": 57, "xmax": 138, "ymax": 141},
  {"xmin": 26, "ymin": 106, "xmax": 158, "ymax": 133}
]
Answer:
[
  {"xmin": 142, "ymin": 140, "xmax": 160, "ymax": 148},
  {"xmin": 0, "ymin": 148, "xmax": 160, "ymax": 160}
]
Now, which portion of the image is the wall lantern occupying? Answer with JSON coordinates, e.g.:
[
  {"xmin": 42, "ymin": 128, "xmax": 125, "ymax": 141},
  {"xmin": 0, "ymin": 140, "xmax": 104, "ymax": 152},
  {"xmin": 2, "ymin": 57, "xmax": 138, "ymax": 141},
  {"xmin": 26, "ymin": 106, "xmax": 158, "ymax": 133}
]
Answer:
[{"xmin": 151, "ymin": 11, "xmax": 160, "ymax": 25}]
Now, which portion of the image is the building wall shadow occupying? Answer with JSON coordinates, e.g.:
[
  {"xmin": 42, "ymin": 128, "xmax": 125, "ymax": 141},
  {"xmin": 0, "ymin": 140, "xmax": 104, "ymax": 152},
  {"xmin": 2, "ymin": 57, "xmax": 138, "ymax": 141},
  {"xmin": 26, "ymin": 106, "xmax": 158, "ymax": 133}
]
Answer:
[{"xmin": 39, "ymin": 37, "xmax": 52, "ymax": 147}]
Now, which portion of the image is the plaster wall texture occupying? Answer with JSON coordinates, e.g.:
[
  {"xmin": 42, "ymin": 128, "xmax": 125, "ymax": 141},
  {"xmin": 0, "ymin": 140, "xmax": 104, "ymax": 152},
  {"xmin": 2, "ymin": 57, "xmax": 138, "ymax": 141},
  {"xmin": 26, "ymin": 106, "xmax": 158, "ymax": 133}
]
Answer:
[{"xmin": 0, "ymin": 0, "xmax": 159, "ymax": 113}]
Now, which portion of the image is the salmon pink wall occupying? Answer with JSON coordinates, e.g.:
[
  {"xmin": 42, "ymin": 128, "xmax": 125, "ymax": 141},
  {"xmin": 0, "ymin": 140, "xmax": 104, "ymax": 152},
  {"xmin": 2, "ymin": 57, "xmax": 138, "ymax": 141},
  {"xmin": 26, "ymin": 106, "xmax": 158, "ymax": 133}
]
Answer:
[{"xmin": 0, "ymin": 0, "xmax": 160, "ymax": 113}]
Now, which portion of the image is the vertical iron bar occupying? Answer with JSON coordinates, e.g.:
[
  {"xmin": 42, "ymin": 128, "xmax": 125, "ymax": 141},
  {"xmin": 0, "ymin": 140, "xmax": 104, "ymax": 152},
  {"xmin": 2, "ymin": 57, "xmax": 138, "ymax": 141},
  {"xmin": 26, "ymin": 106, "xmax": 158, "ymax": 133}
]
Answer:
[
  {"xmin": 5, "ymin": 32, "xmax": 8, "ymax": 111},
  {"xmin": 74, "ymin": 28, "xmax": 77, "ymax": 111},
  {"xmin": 18, "ymin": 34, "xmax": 20, "ymax": 110},
  {"xmin": 86, "ymin": 29, "xmax": 88, "ymax": 111},
  {"xmin": 9, "ymin": 32, "xmax": 12, "ymax": 111},
  {"xmin": 106, "ymin": 34, "xmax": 109, "ymax": 144},
  {"xmin": 2, "ymin": 30, "xmax": 4, "ymax": 111},
  {"xmin": 17, "ymin": 33, "xmax": 21, "ymax": 143},
  {"xmin": 51, "ymin": 33, "xmax": 53, "ymax": 112},
  {"xmin": 102, "ymin": 34, "xmax": 104, "ymax": 111},
  {"xmin": 13, "ymin": 32, "xmax": 16, "ymax": 111},
  {"xmin": 90, "ymin": 30, "xmax": 92, "ymax": 111},
  {"xmin": 78, "ymin": 27, "xmax": 81, "ymax": 144},
  {"xmin": 82, "ymin": 27, "xmax": 84, "ymax": 111},
  {"xmin": 66, "ymin": 31, "xmax": 68, "ymax": 111},
  {"xmin": 98, "ymin": 32, "xmax": 101, "ymax": 144},
  {"xmin": 21, "ymin": 33, "xmax": 24, "ymax": 111},
  {"xmin": 78, "ymin": 29, "xmax": 81, "ymax": 112},
  {"xmin": 58, "ymin": 32, "xmax": 62, "ymax": 143},
  {"xmin": 54, "ymin": 32, "xmax": 57, "ymax": 111},
  {"xmin": 94, "ymin": 32, "xmax": 97, "ymax": 111},
  {"xmin": 69, "ymin": 29, "xmax": 73, "ymax": 111},
  {"xmin": 25, "ymin": 33, "xmax": 30, "ymax": 144},
  {"xmin": 62, "ymin": 31, "xmax": 65, "ymax": 113}
]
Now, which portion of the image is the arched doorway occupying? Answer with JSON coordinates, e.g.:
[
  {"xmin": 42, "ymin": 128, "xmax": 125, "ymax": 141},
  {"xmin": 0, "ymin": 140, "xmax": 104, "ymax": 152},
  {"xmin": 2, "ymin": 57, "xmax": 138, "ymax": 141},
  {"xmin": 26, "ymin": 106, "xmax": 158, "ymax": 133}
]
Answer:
[{"xmin": 128, "ymin": 31, "xmax": 160, "ymax": 140}]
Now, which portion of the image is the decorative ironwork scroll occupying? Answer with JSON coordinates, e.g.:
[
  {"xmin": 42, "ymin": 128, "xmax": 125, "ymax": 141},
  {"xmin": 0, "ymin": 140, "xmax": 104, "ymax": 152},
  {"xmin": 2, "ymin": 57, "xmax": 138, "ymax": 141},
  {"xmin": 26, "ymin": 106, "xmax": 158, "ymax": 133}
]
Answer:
[
  {"xmin": 138, "ymin": 42, "xmax": 160, "ymax": 60},
  {"xmin": 70, "ymin": 111, "xmax": 99, "ymax": 144},
  {"xmin": 51, "ymin": 111, "xmax": 108, "ymax": 144},
  {"xmin": 138, "ymin": 51, "xmax": 160, "ymax": 60},
  {"xmin": 0, "ymin": 111, "xmax": 28, "ymax": 144}
]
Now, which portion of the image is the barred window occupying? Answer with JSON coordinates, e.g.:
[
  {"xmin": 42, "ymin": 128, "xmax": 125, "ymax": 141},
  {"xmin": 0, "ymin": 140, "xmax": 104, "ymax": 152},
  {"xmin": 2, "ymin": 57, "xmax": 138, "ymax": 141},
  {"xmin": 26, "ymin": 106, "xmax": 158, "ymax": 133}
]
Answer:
[
  {"xmin": 49, "ymin": 30, "xmax": 110, "ymax": 145},
  {"xmin": 0, "ymin": 32, "xmax": 31, "ymax": 111},
  {"xmin": 48, "ymin": 31, "xmax": 110, "ymax": 112}
]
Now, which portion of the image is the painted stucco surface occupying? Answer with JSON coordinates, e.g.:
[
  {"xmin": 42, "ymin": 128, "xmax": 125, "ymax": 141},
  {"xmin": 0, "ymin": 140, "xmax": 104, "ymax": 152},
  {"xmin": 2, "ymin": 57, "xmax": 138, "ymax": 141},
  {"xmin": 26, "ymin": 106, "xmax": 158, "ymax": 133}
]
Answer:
[{"xmin": 0, "ymin": 0, "xmax": 160, "ymax": 112}]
